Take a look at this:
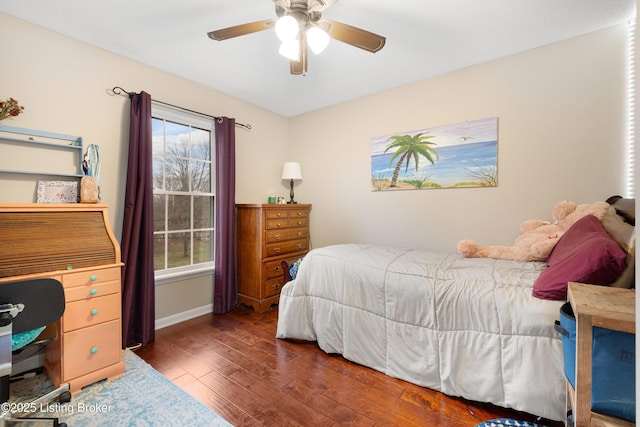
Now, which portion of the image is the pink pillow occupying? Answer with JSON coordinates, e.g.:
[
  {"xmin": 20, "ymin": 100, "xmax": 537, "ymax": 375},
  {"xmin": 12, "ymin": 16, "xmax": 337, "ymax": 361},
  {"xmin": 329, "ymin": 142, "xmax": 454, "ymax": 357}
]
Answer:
[{"xmin": 532, "ymin": 215, "xmax": 627, "ymax": 300}]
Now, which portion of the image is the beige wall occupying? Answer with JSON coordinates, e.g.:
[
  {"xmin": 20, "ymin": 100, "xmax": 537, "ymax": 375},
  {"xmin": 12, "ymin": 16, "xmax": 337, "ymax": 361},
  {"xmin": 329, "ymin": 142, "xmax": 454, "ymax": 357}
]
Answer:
[
  {"xmin": 0, "ymin": 12, "xmax": 633, "ymax": 322},
  {"xmin": 0, "ymin": 13, "xmax": 290, "ymax": 323},
  {"xmin": 290, "ymin": 24, "xmax": 631, "ymax": 253}
]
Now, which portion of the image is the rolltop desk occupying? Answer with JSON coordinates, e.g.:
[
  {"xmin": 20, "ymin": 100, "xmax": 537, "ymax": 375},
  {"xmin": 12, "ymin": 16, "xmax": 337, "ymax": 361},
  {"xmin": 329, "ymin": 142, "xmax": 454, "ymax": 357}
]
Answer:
[{"xmin": 0, "ymin": 204, "xmax": 125, "ymax": 393}]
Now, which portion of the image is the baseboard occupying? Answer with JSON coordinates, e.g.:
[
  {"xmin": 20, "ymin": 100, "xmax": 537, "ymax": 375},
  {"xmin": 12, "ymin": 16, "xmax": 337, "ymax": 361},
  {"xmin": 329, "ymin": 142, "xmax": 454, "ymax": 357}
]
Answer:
[{"xmin": 155, "ymin": 303, "xmax": 213, "ymax": 330}]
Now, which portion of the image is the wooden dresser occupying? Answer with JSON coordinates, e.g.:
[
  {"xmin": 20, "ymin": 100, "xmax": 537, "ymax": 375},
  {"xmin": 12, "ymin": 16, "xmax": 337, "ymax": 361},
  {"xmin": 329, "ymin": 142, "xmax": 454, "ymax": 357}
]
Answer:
[
  {"xmin": 236, "ymin": 204, "xmax": 311, "ymax": 312},
  {"xmin": 0, "ymin": 204, "xmax": 125, "ymax": 393}
]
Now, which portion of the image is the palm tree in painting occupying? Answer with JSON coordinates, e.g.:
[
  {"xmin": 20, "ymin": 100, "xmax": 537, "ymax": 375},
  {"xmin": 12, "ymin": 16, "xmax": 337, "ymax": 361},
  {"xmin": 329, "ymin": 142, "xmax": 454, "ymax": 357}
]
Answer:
[{"xmin": 384, "ymin": 133, "xmax": 439, "ymax": 187}]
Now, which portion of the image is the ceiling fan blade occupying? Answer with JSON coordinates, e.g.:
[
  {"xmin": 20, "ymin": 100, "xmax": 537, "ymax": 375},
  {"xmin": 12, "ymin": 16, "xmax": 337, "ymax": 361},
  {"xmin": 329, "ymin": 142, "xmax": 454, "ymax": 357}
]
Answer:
[
  {"xmin": 324, "ymin": 20, "xmax": 386, "ymax": 53},
  {"xmin": 290, "ymin": 36, "xmax": 308, "ymax": 75},
  {"xmin": 207, "ymin": 19, "xmax": 275, "ymax": 41}
]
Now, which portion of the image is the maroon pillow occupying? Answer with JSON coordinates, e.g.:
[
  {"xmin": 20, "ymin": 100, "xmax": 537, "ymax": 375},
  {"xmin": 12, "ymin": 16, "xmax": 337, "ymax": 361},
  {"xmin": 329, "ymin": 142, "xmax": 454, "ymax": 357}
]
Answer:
[{"xmin": 532, "ymin": 215, "xmax": 627, "ymax": 300}]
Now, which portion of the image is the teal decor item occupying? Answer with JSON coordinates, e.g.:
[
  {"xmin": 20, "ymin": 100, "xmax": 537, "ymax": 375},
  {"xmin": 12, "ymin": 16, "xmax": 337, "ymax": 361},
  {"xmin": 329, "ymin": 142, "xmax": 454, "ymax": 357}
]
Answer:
[{"xmin": 11, "ymin": 327, "xmax": 46, "ymax": 351}]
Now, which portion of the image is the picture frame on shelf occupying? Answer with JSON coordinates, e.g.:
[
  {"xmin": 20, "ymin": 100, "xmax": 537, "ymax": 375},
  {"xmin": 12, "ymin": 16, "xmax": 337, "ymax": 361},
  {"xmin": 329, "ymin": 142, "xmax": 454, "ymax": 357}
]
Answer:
[{"xmin": 37, "ymin": 180, "xmax": 78, "ymax": 203}]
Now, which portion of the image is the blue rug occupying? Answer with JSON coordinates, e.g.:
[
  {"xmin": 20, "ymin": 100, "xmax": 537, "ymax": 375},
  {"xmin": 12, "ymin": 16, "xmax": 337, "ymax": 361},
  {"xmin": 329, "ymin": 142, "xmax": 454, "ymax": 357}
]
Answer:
[
  {"xmin": 10, "ymin": 349, "xmax": 232, "ymax": 426},
  {"xmin": 476, "ymin": 419, "xmax": 547, "ymax": 427}
]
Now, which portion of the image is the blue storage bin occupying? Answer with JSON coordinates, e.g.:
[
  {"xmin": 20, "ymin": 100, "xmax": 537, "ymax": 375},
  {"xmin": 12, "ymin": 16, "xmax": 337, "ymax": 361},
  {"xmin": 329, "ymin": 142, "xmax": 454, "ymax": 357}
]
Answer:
[{"xmin": 556, "ymin": 302, "xmax": 636, "ymax": 422}]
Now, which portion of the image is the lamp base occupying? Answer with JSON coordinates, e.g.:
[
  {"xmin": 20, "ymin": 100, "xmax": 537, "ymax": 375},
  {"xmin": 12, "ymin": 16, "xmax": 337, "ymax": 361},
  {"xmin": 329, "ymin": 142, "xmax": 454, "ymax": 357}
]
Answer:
[{"xmin": 288, "ymin": 179, "xmax": 297, "ymax": 204}]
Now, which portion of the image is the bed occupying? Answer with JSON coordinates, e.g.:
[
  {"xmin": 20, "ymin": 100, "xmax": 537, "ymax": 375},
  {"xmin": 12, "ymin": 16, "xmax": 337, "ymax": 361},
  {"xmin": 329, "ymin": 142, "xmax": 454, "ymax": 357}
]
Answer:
[{"xmin": 275, "ymin": 197, "xmax": 635, "ymax": 421}]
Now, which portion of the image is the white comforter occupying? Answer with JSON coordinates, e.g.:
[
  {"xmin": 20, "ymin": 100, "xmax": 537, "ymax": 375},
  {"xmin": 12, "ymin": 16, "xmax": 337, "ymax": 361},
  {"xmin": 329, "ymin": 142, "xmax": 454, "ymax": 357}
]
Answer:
[{"xmin": 276, "ymin": 244, "xmax": 566, "ymax": 421}]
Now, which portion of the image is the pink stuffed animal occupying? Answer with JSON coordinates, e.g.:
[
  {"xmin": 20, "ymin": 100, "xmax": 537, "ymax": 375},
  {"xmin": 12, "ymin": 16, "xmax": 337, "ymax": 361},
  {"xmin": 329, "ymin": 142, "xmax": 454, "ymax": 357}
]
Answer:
[{"xmin": 457, "ymin": 200, "xmax": 610, "ymax": 262}]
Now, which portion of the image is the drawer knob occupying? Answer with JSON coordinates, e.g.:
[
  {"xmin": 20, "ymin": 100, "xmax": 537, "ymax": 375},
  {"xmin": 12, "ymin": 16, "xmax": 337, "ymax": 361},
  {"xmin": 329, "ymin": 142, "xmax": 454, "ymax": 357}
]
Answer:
[
  {"xmin": 274, "ymin": 266, "xmax": 281, "ymax": 272},
  {"xmin": 90, "ymin": 309, "xmax": 99, "ymax": 316},
  {"xmin": 66, "ymin": 265, "xmax": 73, "ymax": 271},
  {"xmin": 297, "ymin": 232, "xmax": 302, "ymax": 237},
  {"xmin": 90, "ymin": 347, "xmax": 98, "ymax": 355},
  {"xmin": 90, "ymin": 289, "xmax": 98, "ymax": 296},
  {"xmin": 276, "ymin": 212, "xmax": 282, "ymax": 217},
  {"xmin": 297, "ymin": 212, "xmax": 302, "ymax": 216},
  {"xmin": 273, "ymin": 284, "xmax": 281, "ymax": 290},
  {"xmin": 297, "ymin": 244, "xmax": 302, "ymax": 249},
  {"xmin": 274, "ymin": 248, "xmax": 280, "ymax": 253},
  {"xmin": 90, "ymin": 275, "xmax": 97, "ymax": 282},
  {"xmin": 276, "ymin": 223, "xmax": 282, "ymax": 228},
  {"xmin": 275, "ymin": 234, "xmax": 281, "ymax": 240}
]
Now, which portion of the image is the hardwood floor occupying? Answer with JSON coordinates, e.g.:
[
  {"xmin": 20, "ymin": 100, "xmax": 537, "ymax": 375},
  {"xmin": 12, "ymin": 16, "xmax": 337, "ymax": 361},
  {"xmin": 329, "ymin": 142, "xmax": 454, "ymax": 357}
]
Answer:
[{"xmin": 135, "ymin": 305, "xmax": 564, "ymax": 426}]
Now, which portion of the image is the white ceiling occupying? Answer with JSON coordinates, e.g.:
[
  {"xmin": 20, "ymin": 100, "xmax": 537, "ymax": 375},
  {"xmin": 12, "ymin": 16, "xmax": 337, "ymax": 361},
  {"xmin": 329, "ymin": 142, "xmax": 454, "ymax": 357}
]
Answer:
[{"xmin": 0, "ymin": 0, "xmax": 635, "ymax": 117}]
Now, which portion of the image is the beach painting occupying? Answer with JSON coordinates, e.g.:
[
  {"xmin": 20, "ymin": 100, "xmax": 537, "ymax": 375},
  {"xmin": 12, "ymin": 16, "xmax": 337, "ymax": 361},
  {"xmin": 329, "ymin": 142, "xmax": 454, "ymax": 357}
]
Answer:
[{"xmin": 371, "ymin": 117, "xmax": 498, "ymax": 191}]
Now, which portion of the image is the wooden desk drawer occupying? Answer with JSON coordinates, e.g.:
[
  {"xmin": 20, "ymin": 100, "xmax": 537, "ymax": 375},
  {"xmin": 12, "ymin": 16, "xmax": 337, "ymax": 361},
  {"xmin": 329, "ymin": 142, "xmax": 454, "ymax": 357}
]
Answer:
[
  {"xmin": 62, "ymin": 293, "xmax": 120, "ymax": 332},
  {"xmin": 63, "ymin": 320, "xmax": 120, "ymax": 380},
  {"xmin": 64, "ymin": 279, "xmax": 120, "ymax": 303},
  {"xmin": 265, "ymin": 240, "xmax": 308, "ymax": 257},
  {"xmin": 63, "ymin": 267, "xmax": 120, "ymax": 288},
  {"xmin": 266, "ymin": 228, "xmax": 308, "ymax": 243}
]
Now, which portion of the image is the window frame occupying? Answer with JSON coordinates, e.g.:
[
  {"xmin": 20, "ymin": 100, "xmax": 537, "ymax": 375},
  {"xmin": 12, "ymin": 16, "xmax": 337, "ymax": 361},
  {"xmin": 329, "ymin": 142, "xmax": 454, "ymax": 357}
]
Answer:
[{"xmin": 151, "ymin": 102, "xmax": 215, "ymax": 285}]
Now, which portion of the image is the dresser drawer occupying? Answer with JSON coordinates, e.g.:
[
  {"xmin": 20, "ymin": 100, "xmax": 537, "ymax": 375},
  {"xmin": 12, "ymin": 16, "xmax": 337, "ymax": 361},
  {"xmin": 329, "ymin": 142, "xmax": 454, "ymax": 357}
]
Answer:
[
  {"xmin": 265, "ymin": 218, "xmax": 291, "ymax": 229},
  {"xmin": 265, "ymin": 227, "xmax": 308, "ymax": 244},
  {"xmin": 62, "ymin": 267, "xmax": 121, "ymax": 288},
  {"xmin": 63, "ymin": 320, "xmax": 121, "ymax": 380},
  {"xmin": 264, "ymin": 277, "xmax": 284, "ymax": 298},
  {"xmin": 265, "ymin": 255, "xmax": 306, "ymax": 280},
  {"xmin": 62, "ymin": 293, "xmax": 120, "ymax": 332},
  {"xmin": 287, "ymin": 209, "xmax": 308, "ymax": 219},
  {"xmin": 64, "ymin": 279, "xmax": 120, "ymax": 303},
  {"xmin": 264, "ymin": 209, "xmax": 289, "ymax": 220},
  {"xmin": 264, "ymin": 260, "xmax": 285, "ymax": 279},
  {"xmin": 265, "ymin": 239, "xmax": 308, "ymax": 258},
  {"xmin": 288, "ymin": 217, "xmax": 308, "ymax": 228}
]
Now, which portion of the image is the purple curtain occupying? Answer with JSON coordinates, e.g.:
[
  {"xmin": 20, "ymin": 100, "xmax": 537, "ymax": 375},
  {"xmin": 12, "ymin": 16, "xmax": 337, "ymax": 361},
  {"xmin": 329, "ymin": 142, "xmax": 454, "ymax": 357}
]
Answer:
[
  {"xmin": 121, "ymin": 91, "xmax": 155, "ymax": 347},
  {"xmin": 214, "ymin": 117, "xmax": 237, "ymax": 314}
]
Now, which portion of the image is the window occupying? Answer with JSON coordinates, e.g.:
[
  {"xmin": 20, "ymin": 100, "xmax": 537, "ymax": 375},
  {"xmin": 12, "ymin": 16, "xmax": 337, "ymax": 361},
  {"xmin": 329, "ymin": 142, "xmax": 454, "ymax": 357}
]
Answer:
[{"xmin": 151, "ymin": 103, "xmax": 215, "ymax": 282}]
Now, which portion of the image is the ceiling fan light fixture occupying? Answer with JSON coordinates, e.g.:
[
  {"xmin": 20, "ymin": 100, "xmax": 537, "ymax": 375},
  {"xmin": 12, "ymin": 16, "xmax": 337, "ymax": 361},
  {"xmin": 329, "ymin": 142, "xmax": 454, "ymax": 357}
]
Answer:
[
  {"xmin": 306, "ymin": 25, "xmax": 330, "ymax": 54},
  {"xmin": 279, "ymin": 39, "xmax": 300, "ymax": 61},
  {"xmin": 207, "ymin": 0, "xmax": 387, "ymax": 76},
  {"xmin": 275, "ymin": 15, "xmax": 299, "ymax": 41}
]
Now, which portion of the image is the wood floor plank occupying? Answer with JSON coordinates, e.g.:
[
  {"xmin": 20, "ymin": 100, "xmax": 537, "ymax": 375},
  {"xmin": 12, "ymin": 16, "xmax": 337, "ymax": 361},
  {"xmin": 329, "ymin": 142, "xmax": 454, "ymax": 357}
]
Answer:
[
  {"xmin": 282, "ymin": 380, "xmax": 376, "ymax": 426},
  {"xmin": 136, "ymin": 306, "xmax": 563, "ymax": 427}
]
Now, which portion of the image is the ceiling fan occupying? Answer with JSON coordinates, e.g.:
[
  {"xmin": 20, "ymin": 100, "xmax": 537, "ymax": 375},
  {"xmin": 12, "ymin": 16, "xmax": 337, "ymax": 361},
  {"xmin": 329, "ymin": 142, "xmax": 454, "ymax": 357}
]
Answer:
[{"xmin": 207, "ymin": 0, "xmax": 386, "ymax": 75}]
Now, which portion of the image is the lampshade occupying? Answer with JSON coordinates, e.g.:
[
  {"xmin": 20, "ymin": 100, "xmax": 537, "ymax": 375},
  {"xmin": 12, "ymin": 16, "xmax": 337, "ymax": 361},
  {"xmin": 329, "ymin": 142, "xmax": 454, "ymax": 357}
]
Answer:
[
  {"xmin": 279, "ymin": 39, "xmax": 300, "ymax": 61},
  {"xmin": 275, "ymin": 15, "xmax": 299, "ymax": 41},
  {"xmin": 281, "ymin": 162, "xmax": 302, "ymax": 180},
  {"xmin": 306, "ymin": 26, "xmax": 330, "ymax": 54}
]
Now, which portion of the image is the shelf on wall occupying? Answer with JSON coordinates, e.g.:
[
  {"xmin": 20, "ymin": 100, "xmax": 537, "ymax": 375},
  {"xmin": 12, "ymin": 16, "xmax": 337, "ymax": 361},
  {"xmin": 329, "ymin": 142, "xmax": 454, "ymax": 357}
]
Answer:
[{"xmin": 0, "ymin": 124, "xmax": 84, "ymax": 179}]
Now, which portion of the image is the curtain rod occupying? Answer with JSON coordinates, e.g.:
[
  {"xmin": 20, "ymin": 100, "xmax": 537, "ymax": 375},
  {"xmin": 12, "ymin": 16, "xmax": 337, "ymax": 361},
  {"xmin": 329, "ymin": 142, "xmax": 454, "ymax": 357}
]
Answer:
[{"xmin": 112, "ymin": 86, "xmax": 251, "ymax": 130}]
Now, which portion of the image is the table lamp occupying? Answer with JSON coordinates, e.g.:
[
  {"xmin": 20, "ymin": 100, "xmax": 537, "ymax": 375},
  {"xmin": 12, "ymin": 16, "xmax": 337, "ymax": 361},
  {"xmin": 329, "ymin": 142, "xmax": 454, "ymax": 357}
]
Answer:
[{"xmin": 281, "ymin": 162, "xmax": 302, "ymax": 204}]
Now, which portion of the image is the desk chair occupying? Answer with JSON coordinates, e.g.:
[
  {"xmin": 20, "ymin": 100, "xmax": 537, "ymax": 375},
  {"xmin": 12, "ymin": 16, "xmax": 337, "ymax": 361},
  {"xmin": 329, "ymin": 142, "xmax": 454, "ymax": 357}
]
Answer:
[{"xmin": 0, "ymin": 278, "xmax": 70, "ymax": 427}]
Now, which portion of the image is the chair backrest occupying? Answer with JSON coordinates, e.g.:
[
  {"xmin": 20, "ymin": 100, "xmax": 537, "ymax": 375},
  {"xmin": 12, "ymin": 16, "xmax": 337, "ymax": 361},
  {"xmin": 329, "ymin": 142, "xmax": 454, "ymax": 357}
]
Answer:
[{"xmin": 0, "ymin": 278, "xmax": 65, "ymax": 334}]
